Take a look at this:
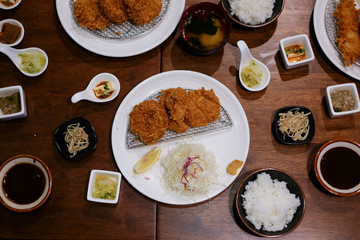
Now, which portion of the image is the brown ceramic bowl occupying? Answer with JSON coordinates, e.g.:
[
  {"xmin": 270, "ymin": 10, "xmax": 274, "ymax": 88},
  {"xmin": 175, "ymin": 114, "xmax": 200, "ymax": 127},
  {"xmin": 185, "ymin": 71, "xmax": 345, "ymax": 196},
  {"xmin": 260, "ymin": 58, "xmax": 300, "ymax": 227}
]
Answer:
[
  {"xmin": 314, "ymin": 139, "xmax": 360, "ymax": 197},
  {"xmin": 221, "ymin": 0, "xmax": 284, "ymax": 28},
  {"xmin": 0, "ymin": 154, "xmax": 52, "ymax": 212},
  {"xmin": 179, "ymin": 2, "xmax": 232, "ymax": 55}
]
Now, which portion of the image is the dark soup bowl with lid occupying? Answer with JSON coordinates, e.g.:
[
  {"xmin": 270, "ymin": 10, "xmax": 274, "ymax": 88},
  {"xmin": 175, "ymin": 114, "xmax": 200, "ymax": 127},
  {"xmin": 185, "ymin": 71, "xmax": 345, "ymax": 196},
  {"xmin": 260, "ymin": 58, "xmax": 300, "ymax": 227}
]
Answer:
[
  {"xmin": 0, "ymin": 154, "xmax": 52, "ymax": 212},
  {"xmin": 179, "ymin": 2, "xmax": 232, "ymax": 55},
  {"xmin": 314, "ymin": 139, "xmax": 360, "ymax": 196}
]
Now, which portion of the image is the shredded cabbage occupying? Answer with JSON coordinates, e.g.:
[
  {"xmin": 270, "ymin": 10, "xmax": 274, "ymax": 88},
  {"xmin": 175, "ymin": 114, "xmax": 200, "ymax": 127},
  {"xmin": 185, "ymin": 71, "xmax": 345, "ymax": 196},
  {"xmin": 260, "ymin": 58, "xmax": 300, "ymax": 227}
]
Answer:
[{"xmin": 161, "ymin": 143, "xmax": 220, "ymax": 196}]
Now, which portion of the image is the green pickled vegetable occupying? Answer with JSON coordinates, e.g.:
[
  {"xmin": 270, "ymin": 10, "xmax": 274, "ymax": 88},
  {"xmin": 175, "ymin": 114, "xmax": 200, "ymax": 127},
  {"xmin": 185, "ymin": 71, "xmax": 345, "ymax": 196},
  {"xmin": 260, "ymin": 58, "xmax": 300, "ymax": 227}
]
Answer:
[
  {"xmin": 18, "ymin": 52, "xmax": 46, "ymax": 74},
  {"xmin": 241, "ymin": 60, "xmax": 263, "ymax": 88},
  {"xmin": 92, "ymin": 175, "xmax": 117, "ymax": 200}
]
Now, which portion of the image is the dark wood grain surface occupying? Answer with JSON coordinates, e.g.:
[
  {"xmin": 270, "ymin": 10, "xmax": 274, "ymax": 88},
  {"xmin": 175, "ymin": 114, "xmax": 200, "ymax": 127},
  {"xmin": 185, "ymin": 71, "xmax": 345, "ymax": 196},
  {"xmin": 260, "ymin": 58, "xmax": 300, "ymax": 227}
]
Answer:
[{"xmin": 1, "ymin": 0, "xmax": 359, "ymax": 239}]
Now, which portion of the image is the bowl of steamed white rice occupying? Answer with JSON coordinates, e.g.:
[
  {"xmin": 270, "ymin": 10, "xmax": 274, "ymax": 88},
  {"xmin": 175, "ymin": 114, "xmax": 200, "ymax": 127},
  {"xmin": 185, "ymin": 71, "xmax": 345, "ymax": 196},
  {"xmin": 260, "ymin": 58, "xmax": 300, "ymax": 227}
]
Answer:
[
  {"xmin": 235, "ymin": 168, "xmax": 305, "ymax": 237},
  {"xmin": 221, "ymin": 0, "xmax": 284, "ymax": 27}
]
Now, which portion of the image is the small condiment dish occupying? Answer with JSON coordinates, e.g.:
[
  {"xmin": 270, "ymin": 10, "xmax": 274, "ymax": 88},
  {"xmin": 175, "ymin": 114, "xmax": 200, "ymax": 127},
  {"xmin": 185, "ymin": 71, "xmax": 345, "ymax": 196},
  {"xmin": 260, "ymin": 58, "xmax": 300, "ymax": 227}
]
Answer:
[
  {"xmin": 0, "ymin": 0, "xmax": 22, "ymax": 10},
  {"xmin": 237, "ymin": 40, "xmax": 270, "ymax": 92},
  {"xmin": 279, "ymin": 34, "xmax": 315, "ymax": 69},
  {"xmin": 54, "ymin": 117, "xmax": 98, "ymax": 160},
  {"xmin": 71, "ymin": 73, "xmax": 120, "ymax": 103},
  {"xmin": 0, "ymin": 154, "xmax": 52, "ymax": 212},
  {"xmin": 235, "ymin": 168, "xmax": 305, "ymax": 237},
  {"xmin": 87, "ymin": 169, "xmax": 121, "ymax": 204},
  {"xmin": 0, "ymin": 85, "xmax": 27, "ymax": 121},
  {"xmin": 221, "ymin": 0, "xmax": 284, "ymax": 28},
  {"xmin": 325, "ymin": 83, "xmax": 360, "ymax": 118},
  {"xmin": 272, "ymin": 106, "xmax": 315, "ymax": 145},
  {"xmin": 314, "ymin": 139, "xmax": 360, "ymax": 196},
  {"xmin": 179, "ymin": 2, "xmax": 232, "ymax": 55},
  {"xmin": 0, "ymin": 45, "xmax": 48, "ymax": 77},
  {"xmin": 0, "ymin": 19, "xmax": 24, "ymax": 46}
]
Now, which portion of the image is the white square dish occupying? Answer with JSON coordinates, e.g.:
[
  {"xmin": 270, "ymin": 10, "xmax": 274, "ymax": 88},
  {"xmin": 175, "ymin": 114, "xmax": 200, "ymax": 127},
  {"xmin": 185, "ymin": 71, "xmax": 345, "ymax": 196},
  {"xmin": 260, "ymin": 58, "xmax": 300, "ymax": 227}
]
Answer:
[
  {"xmin": 87, "ymin": 170, "xmax": 121, "ymax": 204},
  {"xmin": 0, "ymin": 85, "xmax": 27, "ymax": 121},
  {"xmin": 326, "ymin": 83, "xmax": 360, "ymax": 118},
  {"xmin": 279, "ymin": 34, "xmax": 315, "ymax": 69}
]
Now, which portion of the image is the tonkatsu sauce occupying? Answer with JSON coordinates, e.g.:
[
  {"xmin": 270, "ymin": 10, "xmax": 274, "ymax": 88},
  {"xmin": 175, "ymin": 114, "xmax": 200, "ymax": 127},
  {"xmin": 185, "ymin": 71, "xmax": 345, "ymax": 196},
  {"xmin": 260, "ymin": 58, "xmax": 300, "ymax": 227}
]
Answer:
[
  {"xmin": 320, "ymin": 147, "xmax": 360, "ymax": 190},
  {"xmin": 2, "ymin": 163, "xmax": 45, "ymax": 204}
]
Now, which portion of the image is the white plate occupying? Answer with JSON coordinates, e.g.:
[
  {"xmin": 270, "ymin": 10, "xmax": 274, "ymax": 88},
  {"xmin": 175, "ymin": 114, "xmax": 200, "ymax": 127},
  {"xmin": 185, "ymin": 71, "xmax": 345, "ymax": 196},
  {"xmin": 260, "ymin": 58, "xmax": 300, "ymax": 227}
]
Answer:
[
  {"xmin": 111, "ymin": 70, "xmax": 250, "ymax": 205},
  {"xmin": 313, "ymin": 0, "xmax": 360, "ymax": 80},
  {"xmin": 55, "ymin": 0, "xmax": 185, "ymax": 57}
]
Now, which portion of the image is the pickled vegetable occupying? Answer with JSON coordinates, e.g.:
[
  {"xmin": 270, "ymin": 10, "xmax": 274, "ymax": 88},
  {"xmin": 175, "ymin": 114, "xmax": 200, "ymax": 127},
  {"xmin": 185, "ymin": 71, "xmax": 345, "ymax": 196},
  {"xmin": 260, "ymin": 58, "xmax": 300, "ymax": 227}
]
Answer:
[
  {"xmin": 241, "ymin": 60, "xmax": 263, "ymax": 88},
  {"xmin": 18, "ymin": 52, "xmax": 46, "ymax": 74},
  {"xmin": 330, "ymin": 90, "xmax": 355, "ymax": 112},
  {"xmin": 92, "ymin": 174, "xmax": 118, "ymax": 200}
]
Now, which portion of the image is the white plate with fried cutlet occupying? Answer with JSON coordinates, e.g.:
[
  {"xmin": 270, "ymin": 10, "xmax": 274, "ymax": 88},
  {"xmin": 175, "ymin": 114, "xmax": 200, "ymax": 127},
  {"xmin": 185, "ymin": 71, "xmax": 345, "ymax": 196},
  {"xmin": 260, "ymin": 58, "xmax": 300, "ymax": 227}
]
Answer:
[
  {"xmin": 111, "ymin": 70, "xmax": 250, "ymax": 205},
  {"xmin": 56, "ymin": 0, "xmax": 185, "ymax": 57}
]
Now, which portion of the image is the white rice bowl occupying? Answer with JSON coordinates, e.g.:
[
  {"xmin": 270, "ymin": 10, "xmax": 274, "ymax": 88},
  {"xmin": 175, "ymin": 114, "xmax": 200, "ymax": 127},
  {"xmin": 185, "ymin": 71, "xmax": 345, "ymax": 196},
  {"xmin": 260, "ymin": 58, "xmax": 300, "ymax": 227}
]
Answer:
[
  {"xmin": 241, "ymin": 172, "xmax": 301, "ymax": 232},
  {"xmin": 228, "ymin": 0, "xmax": 276, "ymax": 25}
]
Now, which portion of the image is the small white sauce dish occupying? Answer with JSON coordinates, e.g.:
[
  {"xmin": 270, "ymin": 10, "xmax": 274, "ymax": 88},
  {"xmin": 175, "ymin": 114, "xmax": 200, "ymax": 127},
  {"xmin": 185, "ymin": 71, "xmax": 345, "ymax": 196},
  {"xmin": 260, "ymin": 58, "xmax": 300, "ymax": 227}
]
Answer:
[
  {"xmin": 0, "ymin": 0, "xmax": 22, "ymax": 10},
  {"xmin": 279, "ymin": 34, "xmax": 315, "ymax": 69},
  {"xmin": 0, "ymin": 19, "xmax": 24, "ymax": 46},
  {"xmin": 71, "ymin": 73, "xmax": 120, "ymax": 103},
  {"xmin": 0, "ymin": 85, "xmax": 27, "ymax": 121},
  {"xmin": 87, "ymin": 169, "xmax": 121, "ymax": 204},
  {"xmin": 325, "ymin": 83, "xmax": 360, "ymax": 118}
]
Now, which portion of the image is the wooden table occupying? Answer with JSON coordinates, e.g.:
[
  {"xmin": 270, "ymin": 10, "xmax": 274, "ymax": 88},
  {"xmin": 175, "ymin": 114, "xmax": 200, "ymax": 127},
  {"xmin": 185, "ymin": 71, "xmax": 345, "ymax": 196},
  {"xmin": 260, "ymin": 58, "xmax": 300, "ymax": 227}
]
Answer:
[{"xmin": 0, "ymin": 0, "xmax": 359, "ymax": 239}]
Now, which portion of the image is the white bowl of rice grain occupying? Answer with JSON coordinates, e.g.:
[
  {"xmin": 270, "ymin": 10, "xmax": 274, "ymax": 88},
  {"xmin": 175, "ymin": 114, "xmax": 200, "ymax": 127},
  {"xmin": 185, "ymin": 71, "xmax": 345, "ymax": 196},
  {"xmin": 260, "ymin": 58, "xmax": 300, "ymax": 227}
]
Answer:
[
  {"xmin": 221, "ymin": 0, "xmax": 284, "ymax": 27},
  {"xmin": 235, "ymin": 168, "xmax": 305, "ymax": 237}
]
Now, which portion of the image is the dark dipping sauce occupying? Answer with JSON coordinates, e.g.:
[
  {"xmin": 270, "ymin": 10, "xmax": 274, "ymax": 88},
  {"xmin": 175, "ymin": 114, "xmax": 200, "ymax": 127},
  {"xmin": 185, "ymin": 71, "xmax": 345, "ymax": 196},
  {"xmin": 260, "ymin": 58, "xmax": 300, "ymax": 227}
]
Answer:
[
  {"xmin": 320, "ymin": 147, "xmax": 360, "ymax": 190},
  {"xmin": 2, "ymin": 163, "xmax": 45, "ymax": 204}
]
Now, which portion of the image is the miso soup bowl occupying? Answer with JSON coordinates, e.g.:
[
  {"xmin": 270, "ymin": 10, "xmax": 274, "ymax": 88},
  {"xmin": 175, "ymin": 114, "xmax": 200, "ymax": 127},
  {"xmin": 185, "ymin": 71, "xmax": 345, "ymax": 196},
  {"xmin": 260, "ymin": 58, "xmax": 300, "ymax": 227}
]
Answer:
[
  {"xmin": 179, "ymin": 2, "xmax": 232, "ymax": 55},
  {"xmin": 0, "ymin": 154, "xmax": 52, "ymax": 212}
]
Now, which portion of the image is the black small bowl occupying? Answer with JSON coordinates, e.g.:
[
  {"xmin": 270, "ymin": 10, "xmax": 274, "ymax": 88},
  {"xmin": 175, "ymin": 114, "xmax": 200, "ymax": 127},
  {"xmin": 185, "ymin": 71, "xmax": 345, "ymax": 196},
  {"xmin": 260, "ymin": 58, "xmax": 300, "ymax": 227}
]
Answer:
[
  {"xmin": 54, "ymin": 117, "xmax": 97, "ymax": 160},
  {"xmin": 221, "ymin": 0, "xmax": 284, "ymax": 28},
  {"xmin": 273, "ymin": 106, "xmax": 315, "ymax": 145},
  {"xmin": 179, "ymin": 2, "xmax": 232, "ymax": 55},
  {"xmin": 235, "ymin": 168, "xmax": 306, "ymax": 238}
]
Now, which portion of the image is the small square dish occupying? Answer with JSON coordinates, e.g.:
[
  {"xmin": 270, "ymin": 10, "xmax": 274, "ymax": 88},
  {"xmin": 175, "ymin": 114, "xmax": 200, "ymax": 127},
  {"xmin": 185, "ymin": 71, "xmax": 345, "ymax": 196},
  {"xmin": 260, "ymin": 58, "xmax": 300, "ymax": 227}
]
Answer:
[
  {"xmin": 54, "ymin": 117, "xmax": 97, "ymax": 160},
  {"xmin": 273, "ymin": 106, "xmax": 315, "ymax": 145},
  {"xmin": 325, "ymin": 83, "xmax": 360, "ymax": 118},
  {"xmin": 279, "ymin": 34, "xmax": 315, "ymax": 69},
  {"xmin": 87, "ymin": 170, "xmax": 121, "ymax": 204},
  {"xmin": 0, "ymin": 85, "xmax": 27, "ymax": 121}
]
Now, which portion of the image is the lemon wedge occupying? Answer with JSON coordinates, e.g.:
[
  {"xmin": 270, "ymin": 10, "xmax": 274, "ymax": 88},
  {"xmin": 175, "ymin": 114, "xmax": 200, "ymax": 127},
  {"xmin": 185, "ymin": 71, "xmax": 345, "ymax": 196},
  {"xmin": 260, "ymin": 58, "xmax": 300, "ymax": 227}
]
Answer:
[{"xmin": 133, "ymin": 146, "xmax": 161, "ymax": 174}]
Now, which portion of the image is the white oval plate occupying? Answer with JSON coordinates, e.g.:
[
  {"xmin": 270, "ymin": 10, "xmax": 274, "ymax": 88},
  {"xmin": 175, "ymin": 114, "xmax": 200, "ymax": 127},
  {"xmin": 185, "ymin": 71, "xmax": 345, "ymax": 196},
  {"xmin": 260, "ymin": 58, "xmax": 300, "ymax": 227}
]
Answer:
[
  {"xmin": 111, "ymin": 70, "xmax": 250, "ymax": 205},
  {"xmin": 55, "ymin": 0, "xmax": 185, "ymax": 57}
]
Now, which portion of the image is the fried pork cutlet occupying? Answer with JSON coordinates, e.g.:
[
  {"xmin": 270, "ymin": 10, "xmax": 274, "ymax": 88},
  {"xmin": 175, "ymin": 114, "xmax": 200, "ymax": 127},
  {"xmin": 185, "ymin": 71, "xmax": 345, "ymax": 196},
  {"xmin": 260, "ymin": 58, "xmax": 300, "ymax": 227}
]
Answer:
[
  {"xmin": 333, "ymin": 0, "xmax": 360, "ymax": 66},
  {"xmin": 129, "ymin": 100, "xmax": 168, "ymax": 145},
  {"xmin": 74, "ymin": 0, "xmax": 110, "ymax": 30},
  {"xmin": 184, "ymin": 88, "xmax": 221, "ymax": 127},
  {"xmin": 99, "ymin": 0, "xmax": 128, "ymax": 24},
  {"xmin": 124, "ymin": 0, "xmax": 162, "ymax": 25},
  {"xmin": 160, "ymin": 88, "xmax": 189, "ymax": 133}
]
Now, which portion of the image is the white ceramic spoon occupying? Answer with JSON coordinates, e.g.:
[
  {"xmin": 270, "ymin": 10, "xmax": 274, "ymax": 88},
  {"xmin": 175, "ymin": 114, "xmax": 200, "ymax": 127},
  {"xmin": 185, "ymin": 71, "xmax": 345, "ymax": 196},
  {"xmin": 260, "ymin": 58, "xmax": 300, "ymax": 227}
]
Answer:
[
  {"xmin": 237, "ymin": 40, "xmax": 270, "ymax": 92},
  {"xmin": 0, "ymin": 44, "xmax": 48, "ymax": 77},
  {"xmin": 71, "ymin": 73, "xmax": 120, "ymax": 103}
]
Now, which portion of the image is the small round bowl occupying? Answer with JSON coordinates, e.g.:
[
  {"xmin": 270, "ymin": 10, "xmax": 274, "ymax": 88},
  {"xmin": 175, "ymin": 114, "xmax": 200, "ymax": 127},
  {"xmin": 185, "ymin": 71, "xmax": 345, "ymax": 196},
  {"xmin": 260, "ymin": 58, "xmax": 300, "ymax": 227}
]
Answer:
[
  {"xmin": 0, "ymin": 154, "xmax": 52, "ymax": 212},
  {"xmin": 0, "ymin": 19, "xmax": 24, "ymax": 46},
  {"xmin": 314, "ymin": 139, "xmax": 360, "ymax": 196},
  {"xmin": 235, "ymin": 168, "xmax": 305, "ymax": 237},
  {"xmin": 179, "ymin": 2, "xmax": 232, "ymax": 55},
  {"xmin": 221, "ymin": 0, "xmax": 284, "ymax": 28},
  {"xmin": 272, "ymin": 106, "xmax": 315, "ymax": 145},
  {"xmin": 0, "ymin": 0, "xmax": 22, "ymax": 10},
  {"xmin": 54, "ymin": 117, "xmax": 98, "ymax": 160}
]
